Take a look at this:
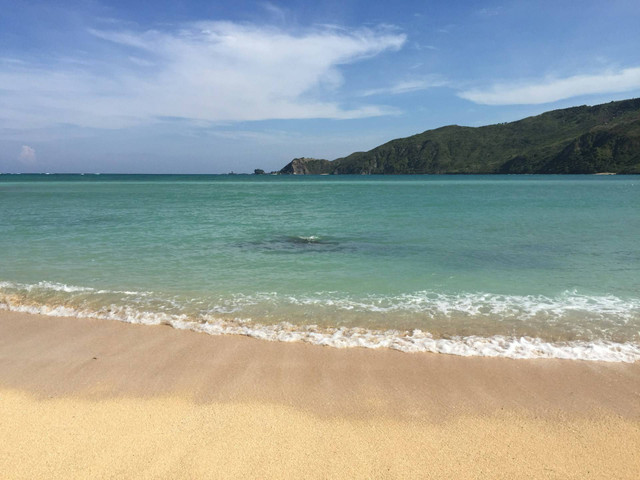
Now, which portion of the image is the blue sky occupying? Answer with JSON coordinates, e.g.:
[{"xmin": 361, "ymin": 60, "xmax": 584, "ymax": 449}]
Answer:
[{"xmin": 2, "ymin": 0, "xmax": 640, "ymax": 173}]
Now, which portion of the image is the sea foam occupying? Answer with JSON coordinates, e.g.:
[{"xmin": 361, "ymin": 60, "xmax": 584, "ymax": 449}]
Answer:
[{"xmin": 1, "ymin": 280, "xmax": 639, "ymax": 363}]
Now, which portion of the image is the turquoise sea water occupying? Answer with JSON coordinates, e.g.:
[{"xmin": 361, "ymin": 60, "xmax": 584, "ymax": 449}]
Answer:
[{"xmin": 1, "ymin": 174, "xmax": 639, "ymax": 361}]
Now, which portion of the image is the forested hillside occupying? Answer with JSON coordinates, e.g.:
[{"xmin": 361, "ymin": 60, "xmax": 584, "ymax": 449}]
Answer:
[{"xmin": 279, "ymin": 98, "xmax": 640, "ymax": 174}]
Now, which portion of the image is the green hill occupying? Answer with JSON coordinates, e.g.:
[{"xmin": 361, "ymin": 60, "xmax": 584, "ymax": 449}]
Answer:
[{"xmin": 279, "ymin": 98, "xmax": 640, "ymax": 174}]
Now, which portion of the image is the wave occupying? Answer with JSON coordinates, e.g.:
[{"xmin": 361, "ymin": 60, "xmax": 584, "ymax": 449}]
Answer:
[
  {"xmin": 3, "ymin": 281, "xmax": 639, "ymax": 321},
  {"xmin": 0, "ymin": 280, "xmax": 149, "ymax": 296},
  {"xmin": 1, "ymin": 280, "xmax": 639, "ymax": 363},
  {"xmin": 218, "ymin": 290, "xmax": 640, "ymax": 321}
]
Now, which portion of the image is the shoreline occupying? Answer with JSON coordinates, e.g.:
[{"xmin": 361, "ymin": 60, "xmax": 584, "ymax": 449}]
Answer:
[
  {"xmin": 1, "ymin": 310, "xmax": 639, "ymax": 478},
  {"xmin": 3, "ymin": 294, "xmax": 640, "ymax": 362}
]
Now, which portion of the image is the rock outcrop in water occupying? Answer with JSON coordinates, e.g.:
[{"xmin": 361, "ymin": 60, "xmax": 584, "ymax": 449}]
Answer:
[{"xmin": 278, "ymin": 98, "xmax": 640, "ymax": 175}]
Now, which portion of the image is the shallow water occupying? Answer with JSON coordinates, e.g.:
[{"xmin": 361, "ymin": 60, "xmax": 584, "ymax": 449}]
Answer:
[{"xmin": 1, "ymin": 174, "xmax": 639, "ymax": 361}]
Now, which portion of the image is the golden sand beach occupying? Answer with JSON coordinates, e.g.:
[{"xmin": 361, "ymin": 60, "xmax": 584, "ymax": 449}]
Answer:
[{"xmin": 1, "ymin": 310, "xmax": 639, "ymax": 479}]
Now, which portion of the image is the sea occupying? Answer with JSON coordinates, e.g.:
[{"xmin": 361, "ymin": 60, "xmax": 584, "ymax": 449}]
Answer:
[{"xmin": 1, "ymin": 174, "xmax": 639, "ymax": 362}]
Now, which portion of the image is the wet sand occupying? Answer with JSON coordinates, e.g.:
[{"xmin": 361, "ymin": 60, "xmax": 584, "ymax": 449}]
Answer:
[{"xmin": 1, "ymin": 310, "xmax": 639, "ymax": 478}]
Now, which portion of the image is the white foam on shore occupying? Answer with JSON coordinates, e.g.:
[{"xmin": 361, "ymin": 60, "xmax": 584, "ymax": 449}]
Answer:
[
  {"xmin": 1, "ymin": 284, "xmax": 639, "ymax": 363},
  {"xmin": 0, "ymin": 281, "xmax": 148, "ymax": 296},
  {"xmin": 218, "ymin": 290, "xmax": 640, "ymax": 321},
  {"xmin": 2, "ymin": 281, "xmax": 639, "ymax": 322}
]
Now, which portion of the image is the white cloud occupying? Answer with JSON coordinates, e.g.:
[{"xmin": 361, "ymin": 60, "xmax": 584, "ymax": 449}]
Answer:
[
  {"xmin": 459, "ymin": 67, "xmax": 640, "ymax": 105},
  {"xmin": 411, "ymin": 43, "xmax": 437, "ymax": 52},
  {"xmin": 19, "ymin": 145, "xmax": 36, "ymax": 163},
  {"xmin": 360, "ymin": 77, "xmax": 446, "ymax": 97},
  {"xmin": 261, "ymin": 2, "xmax": 288, "ymax": 23},
  {"xmin": 0, "ymin": 22, "xmax": 405, "ymax": 129}
]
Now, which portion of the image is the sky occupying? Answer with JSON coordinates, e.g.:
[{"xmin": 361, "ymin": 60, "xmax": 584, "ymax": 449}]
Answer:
[{"xmin": 1, "ymin": 0, "xmax": 640, "ymax": 173}]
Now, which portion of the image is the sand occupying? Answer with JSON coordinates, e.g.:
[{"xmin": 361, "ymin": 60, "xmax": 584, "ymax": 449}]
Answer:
[{"xmin": 1, "ymin": 310, "xmax": 639, "ymax": 479}]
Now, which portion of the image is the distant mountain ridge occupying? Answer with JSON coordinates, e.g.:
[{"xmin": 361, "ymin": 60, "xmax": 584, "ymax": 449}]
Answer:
[{"xmin": 279, "ymin": 98, "xmax": 640, "ymax": 174}]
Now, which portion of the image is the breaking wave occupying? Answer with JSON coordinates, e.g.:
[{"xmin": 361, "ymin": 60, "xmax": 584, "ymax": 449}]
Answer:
[{"xmin": 1, "ymin": 280, "xmax": 639, "ymax": 363}]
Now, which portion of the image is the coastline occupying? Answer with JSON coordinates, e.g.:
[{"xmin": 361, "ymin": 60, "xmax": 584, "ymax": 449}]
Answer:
[{"xmin": 1, "ymin": 310, "xmax": 639, "ymax": 478}]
